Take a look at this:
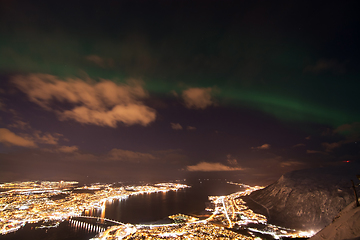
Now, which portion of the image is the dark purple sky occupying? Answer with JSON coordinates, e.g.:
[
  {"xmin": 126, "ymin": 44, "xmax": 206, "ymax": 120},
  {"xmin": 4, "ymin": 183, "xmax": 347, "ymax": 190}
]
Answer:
[{"xmin": 0, "ymin": 0, "xmax": 359, "ymax": 185}]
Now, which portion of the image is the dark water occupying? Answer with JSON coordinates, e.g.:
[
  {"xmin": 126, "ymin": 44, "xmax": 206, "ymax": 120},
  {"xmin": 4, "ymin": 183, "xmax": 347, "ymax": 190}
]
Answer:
[
  {"xmin": 95, "ymin": 179, "xmax": 242, "ymax": 223},
  {"xmin": 0, "ymin": 180, "xmax": 242, "ymax": 240}
]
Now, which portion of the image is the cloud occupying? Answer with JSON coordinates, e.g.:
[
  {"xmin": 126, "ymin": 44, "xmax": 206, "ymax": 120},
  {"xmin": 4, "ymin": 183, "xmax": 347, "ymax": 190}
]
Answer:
[
  {"xmin": 7, "ymin": 119, "xmax": 64, "ymax": 146},
  {"xmin": 252, "ymin": 143, "xmax": 270, "ymax": 150},
  {"xmin": 33, "ymin": 131, "xmax": 60, "ymax": 145},
  {"xmin": 8, "ymin": 119, "xmax": 63, "ymax": 145},
  {"xmin": 335, "ymin": 122, "xmax": 360, "ymax": 137},
  {"xmin": 292, "ymin": 143, "xmax": 305, "ymax": 148},
  {"xmin": 187, "ymin": 126, "xmax": 196, "ymax": 130},
  {"xmin": 304, "ymin": 59, "xmax": 345, "ymax": 74},
  {"xmin": 12, "ymin": 74, "xmax": 156, "ymax": 127},
  {"xmin": 109, "ymin": 148, "xmax": 156, "ymax": 162},
  {"xmin": 85, "ymin": 55, "xmax": 114, "ymax": 68},
  {"xmin": 322, "ymin": 142, "xmax": 341, "ymax": 152},
  {"xmin": 61, "ymin": 152, "xmax": 98, "ymax": 162},
  {"xmin": 151, "ymin": 149, "xmax": 188, "ymax": 164},
  {"xmin": 42, "ymin": 145, "xmax": 79, "ymax": 153},
  {"xmin": 306, "ymin": 150, "xmax": 328, "ymax": 155},
  {"xmin": 171, "ymin": 90, "xmax": 178, "ymax": 97},
  {"xmin": 227, "ymin": 159, "xmax": 238, "ymax": 165},
  {"xmin": 226, "ymin": 154, "xmax": 238, "ymax": 165},
  {"xmin": 60, "ymin": 104, "xmax": 156, "ymax": 127},
  {"xmin": 8, "ymin": 120, "xmax": 31, "ymax": 130},
  {"xmin": 280, "ymin": 160, "xmax": 304, "ymax": 168},
  {"xmin": 319, "ymin": 122, "xmax": 360, "ymax": 152},
  {"xmin": 0, "ymin": 89, "xmax": 5, "ymax": 111},
  {"xmin": 58, "ymin": 145, "xmax": 79, "ymax": 153},
  {"xmin": 187, "ymin": 162, "xmax": 243, "ymax": 172},
  {"xmin": 0, "ymin": 128, "xmax": 37, "ymax": 147},
  {"xmin": 321, "ymin": 128, "xmax": 332, "ymax": 136},
  {"xmin": 42, "ymin": 147, "xmax": 185, "ymax": 164},
  {"xmin": 171, "ymin": 123, "xmax": 183, "ymax": 130},
  {"xmin": 0, "ymin": 100, "xmax": 5, "ymax": 111},
  {"xmin": 182, "ymin": 87, "xmax": 214, "ymax": 109}
]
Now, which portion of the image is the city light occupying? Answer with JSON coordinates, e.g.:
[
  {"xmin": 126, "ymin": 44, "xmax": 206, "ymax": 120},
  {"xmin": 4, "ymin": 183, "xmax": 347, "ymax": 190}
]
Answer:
[
  {"xmin": 0, "ymin": 181, "xmax": 188, "ymax": 235},
  {"xmin": 0, "ymin": 180, "xmax": 316, "ymax": 239}
]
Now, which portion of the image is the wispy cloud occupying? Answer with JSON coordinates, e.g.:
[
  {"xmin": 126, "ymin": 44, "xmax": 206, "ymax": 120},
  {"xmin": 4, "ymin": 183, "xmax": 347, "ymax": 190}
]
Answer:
[
  {"xmin": 57, "ymin": 145, "xmax": 79, "ymax": 153},
  {"xmin": 322, "ymin": 142, "xmax": 341, "ymax": 152},
  {"xmin": 335, "ymin": 122, "xmax": 360, "ymax": 138},
  {"xmin": 304, "ymin": 59, "xmax": 345, "ymax": 74},
  {"xmin": 186, "ymin": 162, "xmax": 243, "ymax": 172},
  {"xmin": 171, "ymin": 123, "xmax": 183, "ymax": 130},
  {"xmin": 320, "ymin": 122, "xmax": 360, "ymax": 152},
  {"xmin": 85, "ymin": 55, "xmax": 113, "ymax": 68},
  {"xmin": 252, "ymin": 143, "xmax": 270, "ymax": 150},
  {"xmin": 0, "ymin": 128, "xmax": 37, "ymax": 147},
  {"xmin": 33, "ymin": 131, "xmax": 60, "ymax": 145},
  {"xmin": 0, "ymin": 100, "xmax": 5, "ymax": 111},
  {"xmin": 292, "ymin": 143, "xmax": 305, "ymax": 148},
  {"xmin": 186, "ymin": 126, "xmax": 196, "ymax": 131},
  {"xmin": 109, "ymin": 148, "xmax": 156, "ymax": 162},
  {"xmin": 7, "ymin": 118, "xmax": 65, "ymax": 146},
  {"xmin": 280, "ymin": 160, "xmax": 304, "ymax": 168},
  {"xmin": 306, "ymin": 150, "xmax": 328, "ymax": 155},
  {"xmin": 7, "ymin": 120, "xmax": 31, "ymax": 130},
  {"xmin": 226, "ymin": 154, "xmax": 238, "ymax": 165},
  {"xmin": 12, "ymin": 74, "xmax": 156, "ymax": 127},
  {"xmin": 182, "ymin": 87, "xmax": 214, "ymax": 109}
]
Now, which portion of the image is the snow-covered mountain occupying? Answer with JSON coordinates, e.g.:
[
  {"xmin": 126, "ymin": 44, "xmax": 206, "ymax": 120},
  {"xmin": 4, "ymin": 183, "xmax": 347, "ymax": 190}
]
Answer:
[
  {"xmin": 309, "ymin": 200, "xmax": 360, "ymax": 240},
  {"xmin": 248, "ymin": 166, "xmax": 359, "ymax": 230}
]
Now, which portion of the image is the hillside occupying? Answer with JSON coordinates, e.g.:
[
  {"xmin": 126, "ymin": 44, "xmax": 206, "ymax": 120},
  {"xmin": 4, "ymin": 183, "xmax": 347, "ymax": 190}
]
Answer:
[
  {"xmin": 248, "ymin": 166, "xmax": 358, "ymax": 230},
  {"xmin": 309, "ymin": 201, "xmax": 360, "ymax": 240}
]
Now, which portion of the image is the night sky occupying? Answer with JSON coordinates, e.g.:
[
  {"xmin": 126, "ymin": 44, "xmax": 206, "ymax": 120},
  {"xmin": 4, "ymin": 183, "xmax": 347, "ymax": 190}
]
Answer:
[{"xmin": 0, "ymin": 0, "xmax": 359, "ymax": 185}]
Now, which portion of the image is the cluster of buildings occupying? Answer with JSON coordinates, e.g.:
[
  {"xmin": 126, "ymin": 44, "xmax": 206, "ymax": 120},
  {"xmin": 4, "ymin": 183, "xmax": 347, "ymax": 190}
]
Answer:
[
  {"xmin": 93, "ymin": 182, "xmax": 316, "ymax": 239},
  {"xmin": 206, "ymin": 184, "xmax": 315, "ymax": 239},
  {"xmin": 168, "ymin": 213, "xmax": 199, "ymax": 223},
  {"xmin": 0, "ymin": 181, "xmax": 188, "ymax": 235},
  {"xmin": 206, "ymin": 185, "xmax": 267, "ymax": 227},
  {"xmin": 0, "ymin": 180, "xmax": 316, "ymax": 239},
  {"xmin": 0, "ymin": 181, "xmax": 78, "ymax": 190},
  {"xmin": 95, "ymin": 222, "xmax": 254, "ymax": 240}
]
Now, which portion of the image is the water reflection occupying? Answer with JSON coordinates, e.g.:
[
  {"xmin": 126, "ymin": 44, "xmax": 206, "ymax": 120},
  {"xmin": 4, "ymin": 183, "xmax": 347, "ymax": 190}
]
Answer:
[
  {"xmin": 68, "ymin": 219, "xmax": 106, "ymax": 233},
  {"xmin": 83, "ymin": 181, "xmax": 241, "ymax": 224}
]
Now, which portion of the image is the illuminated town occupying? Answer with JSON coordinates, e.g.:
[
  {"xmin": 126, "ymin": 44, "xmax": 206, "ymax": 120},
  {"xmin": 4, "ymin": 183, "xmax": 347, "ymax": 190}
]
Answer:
[
  {"xmin": 0, "ymin": 181, "xmax": 315, "ymax": 239},
  {"xmin": 0, "ymin": 181, "xmax": 188, "ymax": 236}
]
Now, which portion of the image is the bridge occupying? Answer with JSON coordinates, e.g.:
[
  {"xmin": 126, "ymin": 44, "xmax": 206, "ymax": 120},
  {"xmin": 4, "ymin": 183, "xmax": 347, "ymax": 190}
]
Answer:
[
  {"xmin": 68, "ymin": 216, "xmax": 126, "ymax": 234},
  {"xmin": 71, "ymin": 216, "xmax": 125, "ymax": 225},
  {"xmin": 69, "ymin": 218, "xmax": 106, "ymax": 233},
  {"xmin": 71, "ymin": 216, "xmax": 210, "ymax": 232}
]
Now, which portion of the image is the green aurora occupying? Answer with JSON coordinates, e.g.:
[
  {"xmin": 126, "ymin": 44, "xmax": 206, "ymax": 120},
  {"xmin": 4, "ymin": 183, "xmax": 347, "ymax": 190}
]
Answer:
[{"xmin": 1, "ymin": 28, "xmax": 359, "ymax": 128}]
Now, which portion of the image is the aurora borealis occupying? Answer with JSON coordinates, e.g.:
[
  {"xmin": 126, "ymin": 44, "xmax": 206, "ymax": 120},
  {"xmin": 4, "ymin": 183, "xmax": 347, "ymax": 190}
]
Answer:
[{"xmin": 0, "ymin": 0, "xmax": 359, "ymax": 184}]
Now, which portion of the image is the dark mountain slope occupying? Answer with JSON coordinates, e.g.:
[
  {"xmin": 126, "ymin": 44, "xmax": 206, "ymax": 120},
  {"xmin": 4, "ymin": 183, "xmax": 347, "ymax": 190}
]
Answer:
[
  {"xmin": 248, "ymin": 166, "xmax": 359, "ymax": 230},
  {"xmin": 310, "ymin": 200, "xmax": 360, "ymax": 240}
]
